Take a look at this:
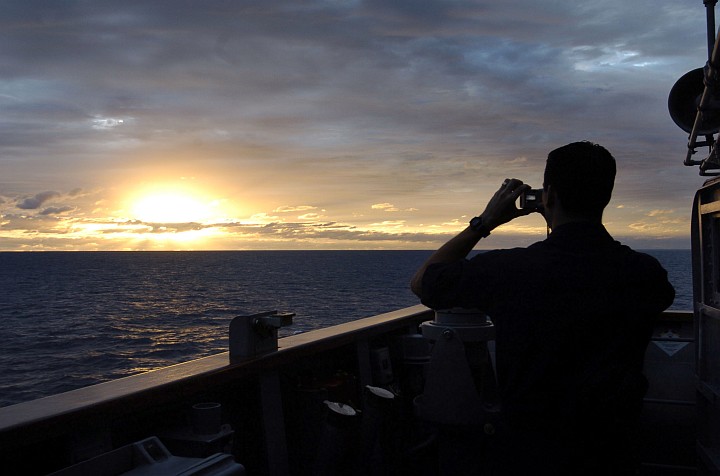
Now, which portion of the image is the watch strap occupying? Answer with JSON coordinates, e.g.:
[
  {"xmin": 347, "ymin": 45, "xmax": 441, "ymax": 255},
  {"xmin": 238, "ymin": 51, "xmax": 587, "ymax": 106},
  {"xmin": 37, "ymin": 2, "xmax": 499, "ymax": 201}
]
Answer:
[{"xmin": 469, "ymin": 216, "xmax": 491, "ymax": 238}]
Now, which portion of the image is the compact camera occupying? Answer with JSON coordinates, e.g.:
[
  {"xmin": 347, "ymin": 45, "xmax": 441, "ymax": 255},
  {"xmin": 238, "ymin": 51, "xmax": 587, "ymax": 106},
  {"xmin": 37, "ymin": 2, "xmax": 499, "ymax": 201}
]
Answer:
[{"xmin": 519, "ymin": 188, "xmax": 544, "ymax": 210}]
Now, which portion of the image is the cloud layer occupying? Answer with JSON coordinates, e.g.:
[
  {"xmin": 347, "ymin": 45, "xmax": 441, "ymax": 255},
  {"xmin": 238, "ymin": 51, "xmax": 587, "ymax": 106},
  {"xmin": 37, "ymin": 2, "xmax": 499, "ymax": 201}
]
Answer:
[{"xmin": 0, "ymin": 0, "xmax": 709, "ymax": 250}]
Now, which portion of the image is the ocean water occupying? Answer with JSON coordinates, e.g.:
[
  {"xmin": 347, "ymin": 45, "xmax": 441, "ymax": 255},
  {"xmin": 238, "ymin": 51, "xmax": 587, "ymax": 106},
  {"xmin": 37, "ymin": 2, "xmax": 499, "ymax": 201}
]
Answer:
[{"xmin": 0, "ymin": 249, "xmax": 691, "ymax": 408}]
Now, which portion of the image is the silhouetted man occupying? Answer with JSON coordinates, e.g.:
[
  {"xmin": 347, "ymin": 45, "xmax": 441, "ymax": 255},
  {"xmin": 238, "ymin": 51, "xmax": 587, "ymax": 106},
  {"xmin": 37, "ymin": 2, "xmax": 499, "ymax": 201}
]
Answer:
[{"xmin": 411, "ymin": 141, "xmax": 675, "ymax": 475}]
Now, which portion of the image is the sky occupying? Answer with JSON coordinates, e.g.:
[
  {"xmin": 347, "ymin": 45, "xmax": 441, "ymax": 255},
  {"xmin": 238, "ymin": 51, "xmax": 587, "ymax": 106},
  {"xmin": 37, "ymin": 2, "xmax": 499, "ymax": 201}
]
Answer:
[{"xmin": 0, "ymin": 0, "xmax": 712, "ymax": 251}]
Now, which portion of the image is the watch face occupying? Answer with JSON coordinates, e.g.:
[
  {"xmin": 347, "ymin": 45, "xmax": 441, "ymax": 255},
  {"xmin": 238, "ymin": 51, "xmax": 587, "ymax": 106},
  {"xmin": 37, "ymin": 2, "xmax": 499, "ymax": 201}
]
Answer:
[{"xmin": 469, "ymin": 216, "xmax": 490, "ymax": 236}]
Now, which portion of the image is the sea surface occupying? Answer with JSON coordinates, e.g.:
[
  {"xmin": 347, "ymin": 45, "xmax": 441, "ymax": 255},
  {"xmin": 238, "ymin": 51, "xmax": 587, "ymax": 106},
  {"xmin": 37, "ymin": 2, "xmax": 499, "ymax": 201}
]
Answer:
[{"xmin": 0, "ymin": 249, "xmax": 691, "ymax": 408}]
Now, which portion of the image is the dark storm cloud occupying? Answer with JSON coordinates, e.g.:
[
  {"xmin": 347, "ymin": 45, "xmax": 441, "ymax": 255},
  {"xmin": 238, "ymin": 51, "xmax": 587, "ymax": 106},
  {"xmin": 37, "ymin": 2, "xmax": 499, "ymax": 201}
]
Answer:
[
  {"xmin": 39, "ymin": 206, "xmax": 74, "ymax": 216},
  {"xmin": 16, "ymin": 191, "xmax": 60, "ymax": 210},
  {"xmin": 0, "ymin": 8, "xmax": 590, "ymax": 100},
  {"xmin": 0, "ymin": 1, "xmax": 702, "ymax": 153}
]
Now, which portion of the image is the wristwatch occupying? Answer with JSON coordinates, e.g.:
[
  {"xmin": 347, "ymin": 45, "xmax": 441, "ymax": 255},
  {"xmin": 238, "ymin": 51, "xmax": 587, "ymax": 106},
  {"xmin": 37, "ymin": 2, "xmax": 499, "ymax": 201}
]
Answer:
[{"xmin": 469, "ymin": 216, "xmax": 491, "ymax": 238}]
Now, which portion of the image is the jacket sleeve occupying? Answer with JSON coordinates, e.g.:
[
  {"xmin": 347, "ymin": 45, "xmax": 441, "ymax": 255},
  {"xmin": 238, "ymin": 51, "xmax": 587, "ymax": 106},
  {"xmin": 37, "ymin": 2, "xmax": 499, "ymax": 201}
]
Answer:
[
  {"xmin": 420, "ymin": 258, "xmax": 501, "ymax": 311},
  {"xmin": 420, "ymin": 260, "xmax": 469, "ymax": 310}
]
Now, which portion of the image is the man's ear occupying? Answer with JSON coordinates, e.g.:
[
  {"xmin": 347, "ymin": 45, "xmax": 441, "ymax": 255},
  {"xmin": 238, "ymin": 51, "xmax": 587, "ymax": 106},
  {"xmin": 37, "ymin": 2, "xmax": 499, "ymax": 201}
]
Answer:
[{"xmin": 544, "ymin": 185, "xmax": 556, "ymax": 208}]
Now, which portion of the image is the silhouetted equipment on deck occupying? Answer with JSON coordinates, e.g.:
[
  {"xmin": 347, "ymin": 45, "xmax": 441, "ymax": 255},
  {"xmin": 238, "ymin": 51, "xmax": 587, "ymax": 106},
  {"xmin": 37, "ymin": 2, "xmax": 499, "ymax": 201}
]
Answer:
[
  {"xmin": 229, "ymin": 310, "xmax": 294, "ymax": 361},
  {"xmin": 671, "ymin": 3, "xmax": 720, "ymax": 474},
  {"xmin": 669, "ymin": 0, "xmax": 720, "ymax": 174},
  {"xmin": 668, "ymin": 68, "xmax": 720, "ymax": 135},
  {"xmin": 414, "ymin": 308, "xmax": 499, "ymax": 475},
  {"xmin": 691, "ymin": 177, "xmax": 720, "ymax": 475}
]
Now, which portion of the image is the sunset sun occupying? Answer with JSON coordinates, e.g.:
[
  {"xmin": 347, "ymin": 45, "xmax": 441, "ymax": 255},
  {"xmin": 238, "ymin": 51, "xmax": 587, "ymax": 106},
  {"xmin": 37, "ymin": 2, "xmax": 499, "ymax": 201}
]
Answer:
[
  {"xmin": 129, "ymin": 187, "xmax": 219, "ymax": 224},
  {"xmin": 132, "ymin": 193, "xmax": 209, "ymax": 223}
]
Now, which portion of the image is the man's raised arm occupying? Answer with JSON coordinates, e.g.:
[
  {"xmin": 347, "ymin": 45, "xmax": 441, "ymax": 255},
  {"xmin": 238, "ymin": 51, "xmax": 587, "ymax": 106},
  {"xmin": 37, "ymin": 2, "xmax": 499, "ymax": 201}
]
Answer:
[{"xmin": 410, "ymin": 178, "xmax": 533, "ymax": 299}]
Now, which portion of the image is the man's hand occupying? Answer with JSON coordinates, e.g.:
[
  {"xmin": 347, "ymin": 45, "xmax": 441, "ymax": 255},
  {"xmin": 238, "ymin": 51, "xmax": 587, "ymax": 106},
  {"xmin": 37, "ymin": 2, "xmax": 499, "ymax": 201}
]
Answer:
[
  {"xmin": 410, "ymin": 178, "xmax": 541, "ymax": 298},
  {"xmin": 480, "ymin": 178, "xmax": 537, "ymax": 230}
]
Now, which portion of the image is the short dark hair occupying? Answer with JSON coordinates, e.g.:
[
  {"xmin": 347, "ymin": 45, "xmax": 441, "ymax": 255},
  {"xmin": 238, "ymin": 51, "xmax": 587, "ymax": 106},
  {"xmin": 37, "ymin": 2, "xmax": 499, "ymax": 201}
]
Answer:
[{"xmin": 543, "ymin": 141, "xmax": 616, "ymax": 216}]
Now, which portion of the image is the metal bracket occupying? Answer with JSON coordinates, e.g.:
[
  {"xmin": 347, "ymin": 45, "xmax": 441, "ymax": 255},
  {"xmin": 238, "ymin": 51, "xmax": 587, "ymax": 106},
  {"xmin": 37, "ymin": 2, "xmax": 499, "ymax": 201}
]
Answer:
[{"xmin": 229, "ymin": 311, "xmax": 294, "ymax": 362}]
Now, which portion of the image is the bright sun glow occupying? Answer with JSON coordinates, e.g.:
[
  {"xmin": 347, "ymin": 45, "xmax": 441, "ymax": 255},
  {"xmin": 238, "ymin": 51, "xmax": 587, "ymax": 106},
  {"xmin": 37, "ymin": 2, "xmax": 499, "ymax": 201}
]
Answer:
[{"xmin": 131, "ymin": 190, "xmax": 215, "ymax": 224}]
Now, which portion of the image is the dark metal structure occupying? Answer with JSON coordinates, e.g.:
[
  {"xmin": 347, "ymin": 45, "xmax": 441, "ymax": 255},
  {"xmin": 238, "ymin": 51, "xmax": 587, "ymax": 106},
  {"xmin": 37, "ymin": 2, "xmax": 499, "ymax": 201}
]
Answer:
[
  {"xmin": 669, "ymin": 1, "xmax": 720, "ymax": 174},
  {"xmin": 670, "ymin": 2, "xmax": 720, "ymax": 474}
]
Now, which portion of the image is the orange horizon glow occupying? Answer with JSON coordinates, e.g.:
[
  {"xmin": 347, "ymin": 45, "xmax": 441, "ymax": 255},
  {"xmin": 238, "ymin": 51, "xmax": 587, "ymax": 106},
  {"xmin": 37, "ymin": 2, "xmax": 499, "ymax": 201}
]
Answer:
[{"xmin": 0, "ymin": 180, "xmax": 693, "ymax": 252}]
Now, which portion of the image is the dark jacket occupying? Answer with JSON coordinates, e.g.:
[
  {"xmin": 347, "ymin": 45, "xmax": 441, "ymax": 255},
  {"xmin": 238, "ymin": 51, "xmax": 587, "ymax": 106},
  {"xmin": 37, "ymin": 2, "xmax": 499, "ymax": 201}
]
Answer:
[{"xmin": 420, "ymin": 222, "xmax": 675, "ymax": 475}]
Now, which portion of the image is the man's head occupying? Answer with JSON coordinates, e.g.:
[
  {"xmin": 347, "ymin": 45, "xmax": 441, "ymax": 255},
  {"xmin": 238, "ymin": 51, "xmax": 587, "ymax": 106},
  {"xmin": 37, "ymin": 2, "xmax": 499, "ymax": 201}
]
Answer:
[{"xmin": 543, "ymin": 141, "xmax": 616, "ymax": 219}]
